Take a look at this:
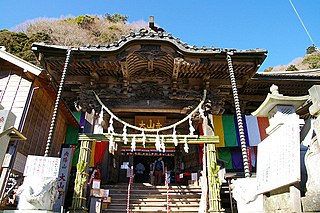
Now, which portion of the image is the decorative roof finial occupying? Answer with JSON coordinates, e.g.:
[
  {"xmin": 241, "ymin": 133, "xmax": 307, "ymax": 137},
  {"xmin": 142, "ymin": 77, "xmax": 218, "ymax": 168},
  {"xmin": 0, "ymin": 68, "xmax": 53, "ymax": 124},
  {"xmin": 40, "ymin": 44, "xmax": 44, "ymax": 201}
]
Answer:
[
  {"xmin": 148, "ymin": 16, "xmax": 165, "ymax": 33},
  {"xmin": 270, "ymin": 84, "xmax": 279, "ymax": 95},
  {"xmin": 149, "ymin": 16, "xmax": 154, "ymax": 29}
]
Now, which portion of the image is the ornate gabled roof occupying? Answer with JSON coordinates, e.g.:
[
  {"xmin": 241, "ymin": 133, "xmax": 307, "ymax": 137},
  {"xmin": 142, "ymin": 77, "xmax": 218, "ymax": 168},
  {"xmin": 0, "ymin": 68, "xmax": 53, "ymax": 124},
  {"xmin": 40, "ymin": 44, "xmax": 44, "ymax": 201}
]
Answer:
[
  {"xmin": 31, "ymin": 28, "xmax": 270, "ymax": 115},
  {"xmin": 31, "ymin": 30, "xmax": 320, "ymax": 117},
  {"xmin": 33, "ymin": 28, "xmax": 267, "ymax": 55},
  {"xmin": 31, "ymin": 26, "xmax": 320, "ymax": 117},
  {"xmin": 32, "ymin": 28, "xmax": 267, "ymax": 92}
]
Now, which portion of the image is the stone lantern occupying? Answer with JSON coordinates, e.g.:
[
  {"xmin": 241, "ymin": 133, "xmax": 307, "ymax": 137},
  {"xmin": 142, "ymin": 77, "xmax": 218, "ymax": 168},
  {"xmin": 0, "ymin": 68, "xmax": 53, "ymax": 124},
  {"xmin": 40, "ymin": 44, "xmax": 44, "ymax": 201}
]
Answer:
[{"xmin": 250, "ymin": 84, "xmax": 308, "ymax": 213}]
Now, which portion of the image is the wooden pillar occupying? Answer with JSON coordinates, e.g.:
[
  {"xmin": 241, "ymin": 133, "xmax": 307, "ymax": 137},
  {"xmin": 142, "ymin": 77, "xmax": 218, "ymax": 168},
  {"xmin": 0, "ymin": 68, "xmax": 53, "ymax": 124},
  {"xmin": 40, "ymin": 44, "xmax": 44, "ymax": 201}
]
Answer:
[
  {"xmin": 207, "ymin": 143, "xmax": 221, "ymax": 211},
  {"xmin": 72, "ymin": 140, "xmax": 92, "ymax": 210}
]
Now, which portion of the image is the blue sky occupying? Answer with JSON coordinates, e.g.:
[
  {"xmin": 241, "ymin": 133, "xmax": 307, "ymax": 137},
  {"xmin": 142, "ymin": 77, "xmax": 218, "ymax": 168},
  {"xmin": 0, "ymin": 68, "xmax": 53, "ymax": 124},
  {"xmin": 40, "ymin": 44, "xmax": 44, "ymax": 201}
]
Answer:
[{"xmin": 1, "ymin": 0, "xmax": 319, "ymax": 71}]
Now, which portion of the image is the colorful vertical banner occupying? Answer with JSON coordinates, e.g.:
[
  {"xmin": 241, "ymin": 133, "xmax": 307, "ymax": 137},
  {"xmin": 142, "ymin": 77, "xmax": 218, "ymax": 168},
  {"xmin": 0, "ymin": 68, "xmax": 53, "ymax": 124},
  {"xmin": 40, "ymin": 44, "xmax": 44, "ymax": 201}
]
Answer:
[
  {"xmin": 217, "ymin": 148, "xmax": 233, "ymax": 169},
  {"xmin": 257, "ymin": 117, "xmax": 269, "ymax": 141},
  {"xmin": 245, "ymin": 116, "xmax": 262, "ymax": 146},
  {"xmin": 94, "ymin": 141, "xmax": 107, "ymax": 167},
  {"xmin": 222, "ymin": 115, "xmax": 238, "ymax": 147},
  {"xmin": 89, "ymin": 141, "xmax": 96, "ymax": 167},
  {"xmin": 213, "ymin": 115, "xmax": 225, "ymax": 147}
]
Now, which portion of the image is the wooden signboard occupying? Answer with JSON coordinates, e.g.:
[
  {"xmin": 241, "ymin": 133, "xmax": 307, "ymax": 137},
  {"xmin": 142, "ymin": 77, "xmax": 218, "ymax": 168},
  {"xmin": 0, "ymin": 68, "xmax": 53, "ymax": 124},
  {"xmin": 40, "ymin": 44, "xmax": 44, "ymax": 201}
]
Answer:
[
  {"xmin": 53, "ymin": 148, "xmax": 73, "ymax": 211},
  {"xmin": 135, "ymin": 116, "xmax": 166, "ymax": 129}
]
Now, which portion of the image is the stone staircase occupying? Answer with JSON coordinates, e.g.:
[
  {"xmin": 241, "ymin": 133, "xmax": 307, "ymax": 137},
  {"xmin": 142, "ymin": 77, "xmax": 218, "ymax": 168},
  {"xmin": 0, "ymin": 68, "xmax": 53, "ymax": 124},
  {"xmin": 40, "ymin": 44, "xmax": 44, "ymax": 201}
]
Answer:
[{"xmin": 102, "ymin": 183, "xmax": 202, "ymax": 213}]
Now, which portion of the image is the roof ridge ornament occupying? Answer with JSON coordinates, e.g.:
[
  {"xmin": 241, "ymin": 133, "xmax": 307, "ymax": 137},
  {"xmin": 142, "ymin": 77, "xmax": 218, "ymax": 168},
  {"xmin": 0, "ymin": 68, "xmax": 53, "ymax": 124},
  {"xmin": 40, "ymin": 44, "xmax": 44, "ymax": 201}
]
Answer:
[{"xmin": 149, "ymin": 16, "xmax": 165, "ymax": 33}]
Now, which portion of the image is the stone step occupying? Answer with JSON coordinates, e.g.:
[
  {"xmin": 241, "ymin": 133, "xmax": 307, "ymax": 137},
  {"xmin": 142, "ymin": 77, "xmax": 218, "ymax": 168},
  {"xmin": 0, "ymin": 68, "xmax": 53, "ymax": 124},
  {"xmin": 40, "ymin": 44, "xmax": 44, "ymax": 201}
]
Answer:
[
  {"xmin": 106, "ymin": 184, "xmax": 201, "ymax": 189},
  {"xmin": 109, "ymin": 191, "xmax": 202, "ymax": 195},
  {"xmin": 109, "ymin": 202, "xmax": 200, "ymax": 207},
  {"xmin": 110, "ymin": 197, "xmax": 200, "ymax": 203},
  {"xmin": 105, "ymin": 205, "xmax": 200, "ymax": 212},
  {"xmin": 104, "ymin": 187, "xmax": 201, "ymax": 192},
  {"xmin": 103, "ymin": 183, "xmax": 201, "ymax": 189},
  {"xmin": 103, "ymin": 209, "xmax": 200, "ymax": 213},
  {"xmin": 102, "ymin": 184, "xmax": 202, "ymax": 213},
  {"xmin": 109, "ymin": 191, "xmax": 201, "ymax": 196}
]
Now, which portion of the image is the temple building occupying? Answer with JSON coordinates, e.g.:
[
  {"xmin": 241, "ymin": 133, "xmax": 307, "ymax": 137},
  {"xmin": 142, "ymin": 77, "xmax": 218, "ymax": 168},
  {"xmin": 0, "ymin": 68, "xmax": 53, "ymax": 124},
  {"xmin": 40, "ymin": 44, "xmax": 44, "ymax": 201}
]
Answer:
[{"xmin": 1, "ymin": 19, "xmax": 320, "ymax": 212}]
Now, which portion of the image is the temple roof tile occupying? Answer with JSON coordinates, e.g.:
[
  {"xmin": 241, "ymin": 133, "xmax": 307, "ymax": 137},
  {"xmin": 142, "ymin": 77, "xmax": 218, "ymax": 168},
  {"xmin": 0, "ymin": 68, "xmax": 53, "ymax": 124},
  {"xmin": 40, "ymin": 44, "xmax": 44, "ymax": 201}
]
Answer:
[{"xmin": 32, "ymin": 28, "xmax": 267, "ymax": 56}]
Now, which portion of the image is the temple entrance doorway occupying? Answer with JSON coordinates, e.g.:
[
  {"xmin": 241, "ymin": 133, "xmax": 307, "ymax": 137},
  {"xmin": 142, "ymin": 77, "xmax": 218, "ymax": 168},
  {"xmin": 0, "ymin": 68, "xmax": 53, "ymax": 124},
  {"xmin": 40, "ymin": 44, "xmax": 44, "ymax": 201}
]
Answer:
[{"xmin": 133, "ymin": 155, "xmax": 175, "ymax": 184}]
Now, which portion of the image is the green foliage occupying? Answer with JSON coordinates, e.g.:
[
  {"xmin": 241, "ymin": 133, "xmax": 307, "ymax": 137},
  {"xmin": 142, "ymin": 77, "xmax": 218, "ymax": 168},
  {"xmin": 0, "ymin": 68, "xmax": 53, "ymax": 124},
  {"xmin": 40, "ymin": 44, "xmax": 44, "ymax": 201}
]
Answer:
[
  {"xmin": 29, "ymin": 32, "xmax": 51, "ymax": 43},
  {"xmin": 74, "ymin": 15, "xmax": 96, "ymax": 29},
  {"xmin": 105, "ymin": 13, "xmax": 128, "ymax": 23},
  {"xmin": 0, "ymin": 30, "xmax": 51, "ymax": 65},
  {"xmin": 108, "ymin": 25, "xmax": 120, "ymax": 31},
  {"xmin": 286, "ymin": 64, "xmax": 298, "ymax": 71},
  {"xmin": 0, "ymin": 30, "xmax": 28, "ymax": 53},
  {"xmin": 306, "ymin": 45, "xmax": 317, "ymax": 54},
  {"xmin": 303, "ymin": 53, "xmax": 320, "ymax": 69},
  {"xmin": 0, "ymin": 13, "xmax": 140, "ymax": 64},
  {"xmin": 99, "ymin": 32, "xmax": 119, "ymax": 43},
  {"xmin": 63, "ymin": 18, "xmax": 75, "ymax": 24}
]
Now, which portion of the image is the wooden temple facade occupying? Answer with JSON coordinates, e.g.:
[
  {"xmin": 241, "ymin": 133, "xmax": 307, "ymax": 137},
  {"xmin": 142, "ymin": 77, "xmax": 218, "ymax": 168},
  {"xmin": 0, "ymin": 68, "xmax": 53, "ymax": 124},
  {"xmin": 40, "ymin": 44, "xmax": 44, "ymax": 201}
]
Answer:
[{"xmin": 28, "ymin": 23, "xmax": 320, "ymax": 211}]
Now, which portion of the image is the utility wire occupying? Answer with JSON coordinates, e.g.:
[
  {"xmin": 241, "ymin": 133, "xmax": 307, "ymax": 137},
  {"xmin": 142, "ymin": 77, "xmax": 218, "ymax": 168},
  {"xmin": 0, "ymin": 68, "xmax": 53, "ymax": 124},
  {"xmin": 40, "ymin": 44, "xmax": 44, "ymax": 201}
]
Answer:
[{"xmin": 289, "ymin": 0, "xmax": 315, "ymax": 45}]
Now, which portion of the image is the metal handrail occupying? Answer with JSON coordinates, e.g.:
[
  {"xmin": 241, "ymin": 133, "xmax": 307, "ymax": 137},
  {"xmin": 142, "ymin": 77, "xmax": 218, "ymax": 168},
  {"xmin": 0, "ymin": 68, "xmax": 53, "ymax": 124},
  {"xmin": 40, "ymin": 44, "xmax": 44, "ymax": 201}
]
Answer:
[
  {"xmin": 126, "ymin": 166, "xmax": 134, "ymax": 213},
  {"xmin": 165, "ymin": 167, "xmax": 170, "ymax": 213}
]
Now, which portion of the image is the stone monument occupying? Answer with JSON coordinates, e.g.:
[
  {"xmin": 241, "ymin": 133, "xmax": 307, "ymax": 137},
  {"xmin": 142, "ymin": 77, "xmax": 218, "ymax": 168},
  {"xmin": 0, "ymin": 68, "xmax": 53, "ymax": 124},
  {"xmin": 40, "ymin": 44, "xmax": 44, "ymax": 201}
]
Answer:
[
  {"xmin": 231, "ymin": 178, "xmax": 264, "ymax": 213},
  {"xmin": 301, "ymin": 85, "xmax": 320, "ymax": 212},
  {"xmin": 15, "ymin": 155, "xmax": 60, "ymax": 212},
  {"xmin": 251, "ymin": 84, "xmax": 308, "ymax": 213},
  {"xmin": 16, "ymin": 176, "xmax": 58, "ymax": 210}
]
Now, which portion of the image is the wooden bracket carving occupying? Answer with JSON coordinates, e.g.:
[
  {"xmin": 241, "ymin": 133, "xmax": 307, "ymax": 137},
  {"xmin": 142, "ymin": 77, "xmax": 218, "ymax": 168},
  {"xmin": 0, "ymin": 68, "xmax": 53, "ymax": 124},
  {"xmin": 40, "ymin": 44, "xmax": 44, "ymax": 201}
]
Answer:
[
  {"xmin": 148, "ymin": 59, "xmax": 154, "ymax": 71},
  {"xmin": 121, "ymin": 61, "xmax": 129, "ymax": 94},
  {"xmin": 172, "ymin": 57, "xmax": 184, "ymax": 95},
  {"xmin": 90, "ymin": 70, "xmax": 99, "ymax": 85}
]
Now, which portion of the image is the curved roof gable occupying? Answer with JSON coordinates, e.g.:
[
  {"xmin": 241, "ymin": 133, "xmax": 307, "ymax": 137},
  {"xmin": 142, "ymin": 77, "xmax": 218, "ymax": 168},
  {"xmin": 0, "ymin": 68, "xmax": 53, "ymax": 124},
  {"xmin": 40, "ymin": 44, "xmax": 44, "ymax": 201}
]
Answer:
[{"xmin": 33, "ymin": 28, "xmax": 268, "ymax": 56}]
